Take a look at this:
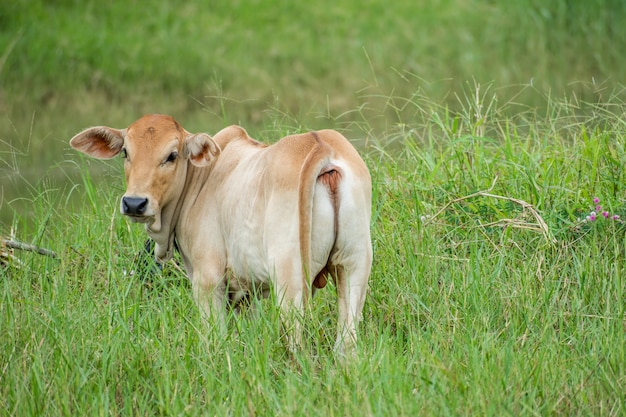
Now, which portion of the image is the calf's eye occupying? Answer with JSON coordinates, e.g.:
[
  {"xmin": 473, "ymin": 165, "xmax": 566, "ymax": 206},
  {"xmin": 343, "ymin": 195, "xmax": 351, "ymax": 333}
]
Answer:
[
  {"xmin": 165, "ymin": 152, "xmax": 178, "ymax": 164},
  {"xmin": 120, "ymin": 148, "xmax": 128, "ymax": 159}
]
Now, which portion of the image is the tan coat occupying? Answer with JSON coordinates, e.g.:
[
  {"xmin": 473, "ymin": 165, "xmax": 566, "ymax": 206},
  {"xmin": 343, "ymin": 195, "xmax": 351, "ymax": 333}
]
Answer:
[{"xmin": 70, "ymin": 114, "xmax": 372, "ymax": 354}]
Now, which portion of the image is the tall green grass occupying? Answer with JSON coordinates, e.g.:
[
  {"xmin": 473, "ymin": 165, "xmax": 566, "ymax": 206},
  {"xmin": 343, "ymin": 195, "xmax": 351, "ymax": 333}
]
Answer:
[{"xmin": 2, "ymin": 86, "xmax": 625, "ymax": 415}]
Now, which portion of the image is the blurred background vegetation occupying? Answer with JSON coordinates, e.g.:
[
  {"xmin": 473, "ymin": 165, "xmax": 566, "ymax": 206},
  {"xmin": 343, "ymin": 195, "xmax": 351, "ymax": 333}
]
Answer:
[{"xmin": 1, "ymin": 0, "xmax": 626, "ymax": 227}]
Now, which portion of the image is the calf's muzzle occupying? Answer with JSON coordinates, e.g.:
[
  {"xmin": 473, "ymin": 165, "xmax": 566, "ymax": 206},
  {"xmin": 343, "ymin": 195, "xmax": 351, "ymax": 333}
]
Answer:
[{"xmin": 122, "ymin": 196, "xmax": 149, "ymax": 216}]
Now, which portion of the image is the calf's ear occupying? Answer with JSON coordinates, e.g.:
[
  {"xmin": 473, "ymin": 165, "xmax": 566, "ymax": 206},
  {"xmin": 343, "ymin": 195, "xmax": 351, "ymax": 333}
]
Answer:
[
  {"xmin": 70, "ymin": 127, "xmax": 125, "ymax": 159},
  {"xmin": 185, "ymin": 133, "xmax": 221, "ymax": 167}
]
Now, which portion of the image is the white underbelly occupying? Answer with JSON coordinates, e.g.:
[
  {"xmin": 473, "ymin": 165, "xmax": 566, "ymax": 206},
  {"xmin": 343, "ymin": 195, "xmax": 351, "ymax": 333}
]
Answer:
[{"xmin": 225, "ymin": 227, "xmax": 271, "ymax": 283}]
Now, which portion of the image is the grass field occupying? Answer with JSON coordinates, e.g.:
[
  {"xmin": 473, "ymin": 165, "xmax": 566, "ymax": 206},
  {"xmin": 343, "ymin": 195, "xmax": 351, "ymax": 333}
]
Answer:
[
  {"xmin": 2, "ymin": 88, "xmax": 626, "ymax": 416},
  {"xmin": 2, "ymin": 1, "xmax": 626, "ymax": 416},
  {"xmin": 2, "ymin": 0, "xmax": 626, "ymax": 223}
]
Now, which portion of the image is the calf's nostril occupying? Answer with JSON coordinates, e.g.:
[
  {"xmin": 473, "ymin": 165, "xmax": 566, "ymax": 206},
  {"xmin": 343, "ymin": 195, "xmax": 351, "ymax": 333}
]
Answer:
[{"xmin": 122, "ymin": 196, "xmax": 149, "ymax": 215}]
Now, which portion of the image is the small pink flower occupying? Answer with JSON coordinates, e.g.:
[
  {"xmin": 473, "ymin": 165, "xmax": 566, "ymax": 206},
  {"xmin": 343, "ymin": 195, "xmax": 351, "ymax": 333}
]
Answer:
[{"xmin": 579, "ymin": 197, "xmax": 620, "ymax": 225}]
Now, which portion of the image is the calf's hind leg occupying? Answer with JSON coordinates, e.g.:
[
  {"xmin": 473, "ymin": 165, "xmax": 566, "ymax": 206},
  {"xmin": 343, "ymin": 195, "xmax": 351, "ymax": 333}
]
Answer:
[
  {"xmin": 332, "ymin": 258, "xmax": 370, "ymax": 355},
  {"xmin": 273, "ymin": 259, "xmax": 306, "ymax": 352}
]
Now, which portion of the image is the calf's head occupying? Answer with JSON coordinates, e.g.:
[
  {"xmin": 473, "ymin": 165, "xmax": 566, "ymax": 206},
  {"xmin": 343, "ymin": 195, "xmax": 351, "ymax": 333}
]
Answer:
[{"xmin": 70, "ymin": 114, "xmax": 219, "ymax": 232}]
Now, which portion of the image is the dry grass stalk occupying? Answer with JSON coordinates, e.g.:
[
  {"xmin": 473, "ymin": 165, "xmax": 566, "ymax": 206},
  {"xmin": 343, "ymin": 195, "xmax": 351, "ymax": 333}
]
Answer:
[{"xmin": 424, "ymin": 176, "xmax": 557, "ymax": 245}]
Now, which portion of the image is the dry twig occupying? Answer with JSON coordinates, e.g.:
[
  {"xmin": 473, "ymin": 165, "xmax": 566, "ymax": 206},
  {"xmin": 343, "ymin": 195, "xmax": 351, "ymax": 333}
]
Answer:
[{"xmin": 1, "ymin": 238, "xmax": 58, "ymax": 259}]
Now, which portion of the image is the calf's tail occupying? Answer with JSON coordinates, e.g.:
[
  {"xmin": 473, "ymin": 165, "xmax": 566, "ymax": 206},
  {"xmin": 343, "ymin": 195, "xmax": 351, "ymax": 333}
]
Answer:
[{"xmin": 298, "ymin": 132, "xmax": 342, "ymax": 303}]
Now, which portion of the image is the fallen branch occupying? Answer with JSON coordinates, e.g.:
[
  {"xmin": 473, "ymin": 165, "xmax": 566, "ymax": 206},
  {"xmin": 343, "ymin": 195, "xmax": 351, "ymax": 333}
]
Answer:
[{"xmin": 1, "ymin": 239, "xmax": 58, "ymax": 258}]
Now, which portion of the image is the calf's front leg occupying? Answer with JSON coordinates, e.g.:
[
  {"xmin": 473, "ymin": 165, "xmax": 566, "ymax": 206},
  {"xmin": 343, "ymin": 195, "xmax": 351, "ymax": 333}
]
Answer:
[{"xmin": 192, "ymin": 269, "xmax": 228, "ymax": 336}]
